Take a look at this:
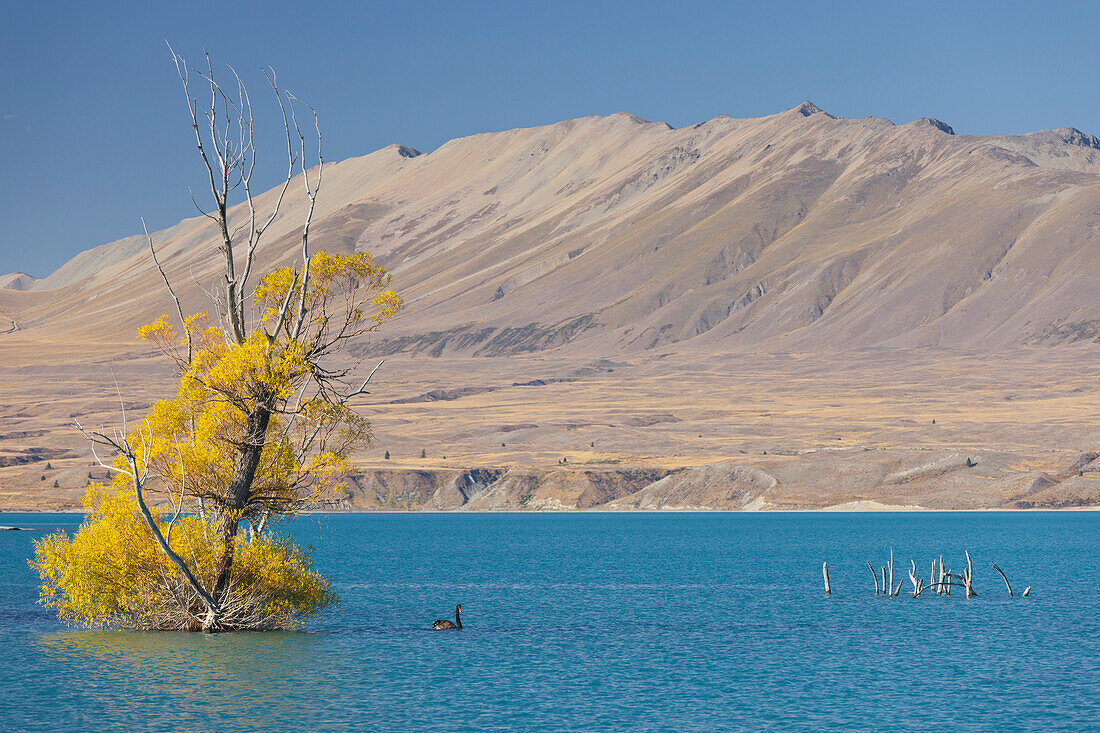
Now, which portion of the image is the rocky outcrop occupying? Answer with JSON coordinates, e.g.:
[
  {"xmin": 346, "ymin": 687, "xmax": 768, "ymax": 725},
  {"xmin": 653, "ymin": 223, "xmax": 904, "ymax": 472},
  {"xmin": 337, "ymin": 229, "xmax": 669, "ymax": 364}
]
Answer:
[
  {"xmin": 344, "ymin": 468, "xmax": 507, "ymax": 510},
  {"xmin": 342, "ymin": 467, "xmax": 669, "ymax": 510},
  {"xmin": 605, "ymin": 464, "xmax": 777, "ymax": 510}
]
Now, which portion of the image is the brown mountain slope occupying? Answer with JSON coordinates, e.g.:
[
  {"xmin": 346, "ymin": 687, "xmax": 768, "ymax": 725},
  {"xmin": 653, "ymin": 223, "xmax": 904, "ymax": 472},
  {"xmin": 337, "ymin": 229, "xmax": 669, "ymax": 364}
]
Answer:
[
  {"xmin": 6, "ymin": 101, "xmax": 1100, "ymax": 356},
  {"xmin": 3, "ymin": 103, "xmax": 1100, "ymax": 510}
]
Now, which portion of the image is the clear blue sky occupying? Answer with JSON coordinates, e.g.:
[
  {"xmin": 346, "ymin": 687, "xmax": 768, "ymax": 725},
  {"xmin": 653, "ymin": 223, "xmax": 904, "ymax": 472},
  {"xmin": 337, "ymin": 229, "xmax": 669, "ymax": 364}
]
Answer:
[{"xmin": 2, "ymin": 0, "xmax": 1097, "ymax": 277}]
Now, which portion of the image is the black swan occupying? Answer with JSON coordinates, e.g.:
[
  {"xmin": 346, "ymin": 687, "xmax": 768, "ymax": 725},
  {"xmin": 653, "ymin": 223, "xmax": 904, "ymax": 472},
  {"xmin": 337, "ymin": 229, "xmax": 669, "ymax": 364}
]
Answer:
[{"xmin": 432, "ymin": 604, "xmax": 462, "ymax": 629}]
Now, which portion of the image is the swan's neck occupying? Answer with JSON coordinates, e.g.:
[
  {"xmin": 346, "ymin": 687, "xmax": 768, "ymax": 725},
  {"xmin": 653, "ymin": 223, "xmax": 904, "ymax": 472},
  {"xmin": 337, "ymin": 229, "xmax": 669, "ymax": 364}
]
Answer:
[{"xmin": 455, "ymin": 607, "xmax": 462, "ymax": 629}]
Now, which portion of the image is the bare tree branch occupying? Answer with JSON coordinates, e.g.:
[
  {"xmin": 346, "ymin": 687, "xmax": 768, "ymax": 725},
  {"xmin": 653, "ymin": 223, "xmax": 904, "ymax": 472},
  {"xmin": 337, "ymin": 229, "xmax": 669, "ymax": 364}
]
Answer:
[
  {"xmin": 144, "ymin": 218, "xmax": 193, "ymax": 363},
  {"xmin": 76, "ymin": 418, "xmax": 218, "ymax": 621},
  {"xmin": 287, "ymin": 93, "xmax": 323, "ymax": 341}
]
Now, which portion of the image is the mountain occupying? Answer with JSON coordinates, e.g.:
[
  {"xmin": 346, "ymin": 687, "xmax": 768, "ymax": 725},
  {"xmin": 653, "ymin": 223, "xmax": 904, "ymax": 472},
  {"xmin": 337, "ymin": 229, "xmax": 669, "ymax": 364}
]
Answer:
[
  {"xmin": 3, "ymin": 102, "xmax": 1100, "ymax": 510},
  {"xmin": 7, "ymin": 101, "xmax": 1100, "ymax": 354}
]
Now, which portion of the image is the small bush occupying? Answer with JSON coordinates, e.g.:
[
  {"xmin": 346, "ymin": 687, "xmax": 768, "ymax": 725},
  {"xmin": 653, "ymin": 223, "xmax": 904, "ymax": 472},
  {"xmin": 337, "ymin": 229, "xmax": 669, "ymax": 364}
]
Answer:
[{"xmin": 33, "ymin": 482, "xmax": 336, "ymax": 630}]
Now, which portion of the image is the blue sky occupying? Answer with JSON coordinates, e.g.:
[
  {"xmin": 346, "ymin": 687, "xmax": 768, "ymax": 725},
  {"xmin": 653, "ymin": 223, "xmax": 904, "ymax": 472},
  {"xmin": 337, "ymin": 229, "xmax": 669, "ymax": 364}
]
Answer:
[{"xmin": 2, "ymin": 0, "xmax": 1097, "ymax": 277}]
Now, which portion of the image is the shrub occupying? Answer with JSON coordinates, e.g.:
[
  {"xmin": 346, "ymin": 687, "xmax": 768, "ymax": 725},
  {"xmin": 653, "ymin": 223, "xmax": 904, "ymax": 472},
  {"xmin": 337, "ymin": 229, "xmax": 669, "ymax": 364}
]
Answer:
[{"xmin": 33, "ymin": 482, "xmax": 336, "ymax": 630}]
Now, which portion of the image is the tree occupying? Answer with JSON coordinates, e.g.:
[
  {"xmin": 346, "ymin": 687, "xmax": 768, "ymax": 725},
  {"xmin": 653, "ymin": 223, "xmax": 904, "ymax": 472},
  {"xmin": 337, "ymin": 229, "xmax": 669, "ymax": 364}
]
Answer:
[{"xmin": 33, "ymin": 47, "xmax": 402, "ymax": 631}]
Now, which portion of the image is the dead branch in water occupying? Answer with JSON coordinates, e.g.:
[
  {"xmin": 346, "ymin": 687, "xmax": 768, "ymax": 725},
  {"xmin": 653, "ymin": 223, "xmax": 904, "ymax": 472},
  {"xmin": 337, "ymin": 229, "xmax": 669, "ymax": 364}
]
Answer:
[
  {"xmin": 838, "ymin": 550, "xmax": 1034, "ymax": 601},
  {"xmin": 888, "ymin": 549, "xmax": 894, "ymax": 599},
  {"xmin": 963, "ymin": 550, "xmax": 977, "ymax": 598},
  {"xmin": 990, "ymin": 562, "xmax": 1013, "ymax": 597},
  {"xmin": 867, "ymin": 560, "xmax": 879, "ymax": 594}
]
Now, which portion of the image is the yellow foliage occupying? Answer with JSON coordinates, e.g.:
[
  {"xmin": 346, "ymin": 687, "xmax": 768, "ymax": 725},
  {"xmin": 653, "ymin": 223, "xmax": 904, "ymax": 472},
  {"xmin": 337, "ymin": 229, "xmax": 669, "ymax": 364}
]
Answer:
[
  {"xmin": 38, "ymin": 249, "xmax": 401, "ymax": 630},
  {"xmin": 254, "ymin": 250, "xmax": 403, "ymax": 336},
  {"xmin": 33, "ymin": 481, "xmax": 336, "ymax": 630}
]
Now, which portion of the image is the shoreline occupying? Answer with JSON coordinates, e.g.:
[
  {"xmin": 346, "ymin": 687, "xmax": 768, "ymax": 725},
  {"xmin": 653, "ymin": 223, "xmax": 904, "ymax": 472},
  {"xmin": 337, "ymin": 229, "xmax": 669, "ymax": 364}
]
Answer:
[{"xmin": 3, "ymin": 506, "xmax": 1098, "ymax": 516}]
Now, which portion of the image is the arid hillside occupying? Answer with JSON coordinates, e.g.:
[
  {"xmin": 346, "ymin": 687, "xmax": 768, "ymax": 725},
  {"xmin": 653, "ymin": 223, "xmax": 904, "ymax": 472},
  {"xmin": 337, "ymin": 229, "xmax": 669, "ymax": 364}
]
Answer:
[{"xmin": 3, "ymin": 103, "xmax": 1100, "ymax": 510}]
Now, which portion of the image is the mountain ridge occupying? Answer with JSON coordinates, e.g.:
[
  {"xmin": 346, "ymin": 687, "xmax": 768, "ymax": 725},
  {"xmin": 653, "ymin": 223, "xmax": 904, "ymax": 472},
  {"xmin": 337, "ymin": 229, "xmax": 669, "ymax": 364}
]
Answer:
[
  {"xmin": 4, "ymin": 102, "xmax": 1100, "ymax": 511},
  {"xmin": 6, "ymin": 101, "xmax": 1100, "ymax": 301},
  {"xmin": 7, "ymin": 100, "xmax": 1100, "ymax": 360},
  {"xmin": 8, "ymin": 101, "xmax": 1099, "ymax": 291}
]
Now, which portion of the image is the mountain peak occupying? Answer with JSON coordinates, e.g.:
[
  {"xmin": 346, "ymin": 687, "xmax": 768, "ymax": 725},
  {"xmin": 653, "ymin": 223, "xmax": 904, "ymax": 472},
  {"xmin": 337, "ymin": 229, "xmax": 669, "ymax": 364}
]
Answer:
[
  {"xmin": 1053, "ymin": 127, "xmax": 1100, "ymax": 150},
  {"xmin": 914, "ymin": 117, "xmax": 955, "ymax": 135},
  {"xmin": 792, "ymin": 101, "xmax": 828, "ymax": 117},
  {"xmin": 389, "ymin": 144, "xmax": 422, "ymax": 158},
  {"xmin": 607, "ymin": 111, "xmax": 655, "ymax": 125},
  {"xmin": 0, "ymin": 271, "xmax": 38, "ymax": 291}
]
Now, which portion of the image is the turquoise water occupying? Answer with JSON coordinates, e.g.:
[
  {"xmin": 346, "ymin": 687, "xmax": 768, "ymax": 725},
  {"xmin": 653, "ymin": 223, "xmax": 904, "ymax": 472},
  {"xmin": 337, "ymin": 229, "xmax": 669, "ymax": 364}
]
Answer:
[{"xmin": 1, "ymin": 511, "xmax": 1097, "ymax": 731}]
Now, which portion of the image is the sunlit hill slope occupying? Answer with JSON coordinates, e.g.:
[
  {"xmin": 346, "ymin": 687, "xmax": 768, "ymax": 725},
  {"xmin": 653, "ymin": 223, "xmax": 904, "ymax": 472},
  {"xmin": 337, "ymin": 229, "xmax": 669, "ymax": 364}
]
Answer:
[{"xmin": 3, "ymin": 102, "xmax": 1100, "ymax": 511}]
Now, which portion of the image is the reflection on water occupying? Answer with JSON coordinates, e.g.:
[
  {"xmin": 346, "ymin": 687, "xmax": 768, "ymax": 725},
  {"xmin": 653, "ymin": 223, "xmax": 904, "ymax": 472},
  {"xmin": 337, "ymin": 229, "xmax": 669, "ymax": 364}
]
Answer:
[
  {"xmin": 2, "ymin": 511, "xmax": 1098, "ymax": 731},
  {"xmin": 32, "ymin": 631, "xmax": 327, "ymax": 729},
  {"xmin": 38, "ymin": 628, "xmax": 325, "ymax": 685}
]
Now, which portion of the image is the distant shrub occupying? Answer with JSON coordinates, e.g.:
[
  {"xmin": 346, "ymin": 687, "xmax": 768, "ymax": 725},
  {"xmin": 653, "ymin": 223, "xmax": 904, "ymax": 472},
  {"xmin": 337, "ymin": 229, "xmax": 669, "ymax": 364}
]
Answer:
[
  {"xmin": 45, "ymin": 462, "xmax": 53, "ymax": 470},
  {"xmin": 420, "ymin": 449, "xmax": 426, "ymax": 459},
  {"xmin": 384, "ymin": 451, "xmax": 390, "ymax": 460}
]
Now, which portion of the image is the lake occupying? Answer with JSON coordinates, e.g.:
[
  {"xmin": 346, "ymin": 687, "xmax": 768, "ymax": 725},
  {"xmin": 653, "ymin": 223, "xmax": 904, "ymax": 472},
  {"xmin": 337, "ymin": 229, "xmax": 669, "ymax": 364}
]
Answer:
[{"xmin": 1, "ymin": 511, "xmax": 1097, "ymax": 731}]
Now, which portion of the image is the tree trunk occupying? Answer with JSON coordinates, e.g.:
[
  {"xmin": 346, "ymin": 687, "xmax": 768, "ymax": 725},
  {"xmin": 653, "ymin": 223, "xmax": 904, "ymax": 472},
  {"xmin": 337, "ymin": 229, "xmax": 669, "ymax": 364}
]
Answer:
[{"xmin": 206, "ymin": 405, "xmax": 271, "ymax": 630}]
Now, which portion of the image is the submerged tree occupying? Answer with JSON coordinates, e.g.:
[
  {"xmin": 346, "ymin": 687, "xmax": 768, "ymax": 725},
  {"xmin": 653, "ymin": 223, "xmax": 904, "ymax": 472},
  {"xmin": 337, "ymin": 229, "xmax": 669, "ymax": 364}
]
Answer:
[{"xmin": 34, "ymin": 47, "xmax": 402, "ymax": 631}]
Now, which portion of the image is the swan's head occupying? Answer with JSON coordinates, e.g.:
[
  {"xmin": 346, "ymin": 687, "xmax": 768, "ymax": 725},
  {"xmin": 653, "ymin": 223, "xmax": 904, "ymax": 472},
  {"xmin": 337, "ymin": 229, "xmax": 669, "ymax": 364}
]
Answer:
[{"xmin": 456, "ymin": 604, "xmax": 462, "ymax": 612}]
